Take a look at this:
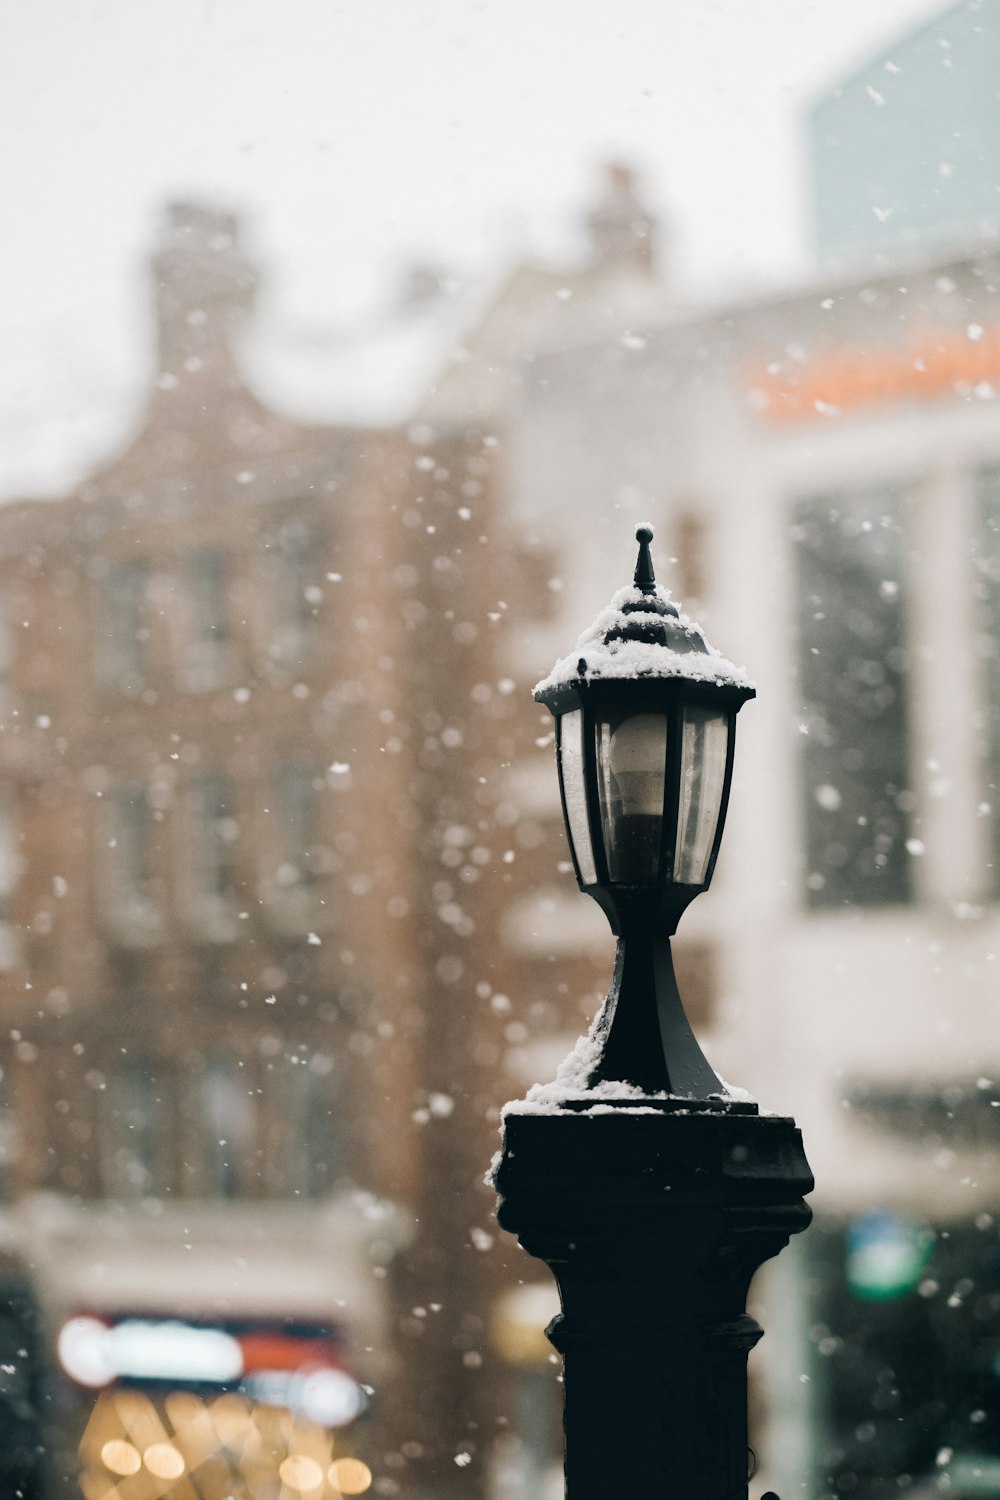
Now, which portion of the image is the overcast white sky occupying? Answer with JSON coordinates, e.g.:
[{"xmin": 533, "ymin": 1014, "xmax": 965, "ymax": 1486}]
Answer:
[{"xmin": 0, "ymin": 0, "xmax": 947, "ymax": 495}]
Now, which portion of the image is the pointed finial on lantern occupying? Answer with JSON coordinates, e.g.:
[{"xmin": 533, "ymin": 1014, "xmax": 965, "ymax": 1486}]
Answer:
[{"xmin": 634, "ymin": 524, "xmax": 656, "ymax": 595}]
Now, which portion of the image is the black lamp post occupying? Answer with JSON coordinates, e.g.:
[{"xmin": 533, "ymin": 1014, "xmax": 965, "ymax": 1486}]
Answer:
[{"xmin": 494, "ymin": 526, "xmax": 812, "ymax": 1500}]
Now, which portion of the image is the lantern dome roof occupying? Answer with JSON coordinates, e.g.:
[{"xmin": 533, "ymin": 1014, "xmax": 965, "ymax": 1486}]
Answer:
[{"xmin": 534, "ymin": 525, "xmax": 754, "ymax": 698}]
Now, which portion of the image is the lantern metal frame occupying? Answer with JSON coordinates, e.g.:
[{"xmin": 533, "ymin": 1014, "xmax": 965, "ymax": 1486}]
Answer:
[{"xmin": 542, "ymin": 674, "xmax": 752, "ymax": 938}]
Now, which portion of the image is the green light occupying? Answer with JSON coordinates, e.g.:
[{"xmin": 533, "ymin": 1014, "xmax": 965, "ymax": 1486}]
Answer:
[{"xmin": 845, "ymin": 1212, "xmax": 933, "ymax": 1302}]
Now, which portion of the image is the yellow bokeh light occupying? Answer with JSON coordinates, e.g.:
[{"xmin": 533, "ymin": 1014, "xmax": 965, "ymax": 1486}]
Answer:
[
  {"xmin": 329, "ymin": 1457, "xmax": 373, "ymax": 1494},
  {"xmin": 90, "ymin": 1393, "xmax": 365, "ymax": 1496},
  {"xmin": 112, "ymin": 1389, "xmax": 150, "ymax": 1424},
  {"xmin": 101, "ymin": 1439, "xmax": 141, "ymax": 1476},
  {"xmin": 279, "ymin": 1453, "xmax": 325, "ymax": 1491},
  {"xmin": 164, "ymin": 1391, "xmax": 205, "ymax": 1428},
  {"xmin": 211, "ymin": 1393, "xmax": 254, "ymax": 1444},
  {"xmin": 143, "ymin": 1443, "xmax": 186, "ymax": 1479}
]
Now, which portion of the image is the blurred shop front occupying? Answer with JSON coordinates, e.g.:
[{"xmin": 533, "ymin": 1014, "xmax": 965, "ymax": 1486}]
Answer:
[
  {"xmin": 18, "ymin": 1193, "xmax": 405, "ymax": 1498},
  {"xmin": 802, "ymin": 1083, "xmax": 1000, "ymax": 1498},
  {"xmin": 807, "ymin": 1211, "xmax": 1000, "ymax": 1497},
  {"xmin": 65, "ymin": 1312, "xmax": 369, "ymax": 1499}
]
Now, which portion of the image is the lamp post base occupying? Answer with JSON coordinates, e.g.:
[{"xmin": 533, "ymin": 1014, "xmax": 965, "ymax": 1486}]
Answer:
[{"xmin": 495, "ymin": 1102, "xmax": 812, "ymax": 1500}]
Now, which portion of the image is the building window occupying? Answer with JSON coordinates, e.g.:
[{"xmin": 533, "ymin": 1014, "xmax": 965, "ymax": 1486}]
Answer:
[
  {"xmin": 102, "ymin": 782, "xmax": 163, "ymax": 948},
  {"xmin": 266, "ymin": 1053, "xmax": 341, "ymax": 1198},
  {"xmin": 96, "ymin": 558, "xmax": 150, "ymax": 695},
  {"xmin": 191, "ymin": 1054, "xmax": 257, "ymax": 1199},
  {"xmin": 183, "ymin": 772, "xmax": 240, "ymax": 943},
  {"xmin": 0, "ymin": 795, "xmax": 20, "ymax": 970},
  {"xmin": 0, "ymin": 1066, "xmax": 18, "ymax": 1202},
  {"xmin": 262, "ymin": 761, "xmax": 328, "ymax": 935},
  {"xmin": 0, "ymin": 600, "xmax": 15, "ymax": 721},
  {"xmin": 793, "ymin": 490, "xmax": 913, "ymax": 907},
  {"xmin": 276, "ymin": 762, "xmax": 322, "ymax": 884},
  {"xmin": 179, "ymin": 546, "xmax": 235, "ymax": 691},
  {"xmin": 974, "ymin": 467, "xmax": 1000, "ymax": 884},
  {"xmin": 264, "ymin": 519, "xmax": 323, "ymax": 673},
  {"xmin": 100, "ymin": 1054, "xmax": 171, "ymax": 1198},
  {"xmin": 673, "ymin": 508, "xmax": 707, "ymax": 609}
]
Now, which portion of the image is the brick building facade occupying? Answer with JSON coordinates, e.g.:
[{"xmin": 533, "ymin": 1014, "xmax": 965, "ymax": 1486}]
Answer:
[{"xmin": 0, "ymin": 201, "xmax": 583, "ymax": 1500}]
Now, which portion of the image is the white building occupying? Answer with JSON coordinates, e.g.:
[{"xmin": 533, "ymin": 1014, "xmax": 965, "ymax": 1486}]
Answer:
[{"xmin": 493, "ymin": 238, "xmax": 1000, "ymax": 1494}]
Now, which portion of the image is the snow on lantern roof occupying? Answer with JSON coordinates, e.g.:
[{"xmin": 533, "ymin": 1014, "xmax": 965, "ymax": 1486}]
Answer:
[{"xmin": 534, "ymin": 524, "xmax": 754, "ymax": 698}]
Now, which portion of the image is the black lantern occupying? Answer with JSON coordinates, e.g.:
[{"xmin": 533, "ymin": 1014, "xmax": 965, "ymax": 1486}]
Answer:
[{"xmin": 535, "ymin": 525, "xmax": 754, "ymax": 1099}]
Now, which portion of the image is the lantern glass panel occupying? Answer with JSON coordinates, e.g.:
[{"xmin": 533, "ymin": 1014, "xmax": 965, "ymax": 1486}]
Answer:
[
  {"xmin": 596, "ymin": 709, "xmax": 668, "ymax": 884},
  {"xmin": 558, "ymin": 709, "xmax": 598, "ymax": 885},
  {"xmin": 674, "ymin": 705, "xmax": 730, "ymax": 885}
]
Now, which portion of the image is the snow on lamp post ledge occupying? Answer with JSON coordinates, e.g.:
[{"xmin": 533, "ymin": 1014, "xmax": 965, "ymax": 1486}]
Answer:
[{"xmin": 493, "ymin": 526, "xmax": 813, "ymax": 1500}]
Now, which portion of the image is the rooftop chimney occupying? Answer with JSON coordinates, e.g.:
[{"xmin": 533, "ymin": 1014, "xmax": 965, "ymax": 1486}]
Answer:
[
  {"xmin": 152, "ymin": 201, "xmax": 257, "ymax": 380},
  {"xmin": 584, "ymin": 161, "xmax": 659, "ymax": 276}
]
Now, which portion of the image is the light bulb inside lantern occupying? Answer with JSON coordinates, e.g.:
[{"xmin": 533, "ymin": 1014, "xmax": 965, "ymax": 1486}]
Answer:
[{"xmin": 596, "ymin": 711, "xmax": 667, "ymax": 884}]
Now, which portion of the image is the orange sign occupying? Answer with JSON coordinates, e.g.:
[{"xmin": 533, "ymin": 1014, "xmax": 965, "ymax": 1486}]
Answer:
[{"xmin": 748, "ymin": 323, "xmax": 1000, "ymax": 423}]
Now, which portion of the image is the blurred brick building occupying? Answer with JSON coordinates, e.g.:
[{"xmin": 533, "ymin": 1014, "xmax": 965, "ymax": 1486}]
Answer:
[
  {"xmin": 0, "ymin": 165, "xmax": 696, "ymax": 1500},
  {"xmin": 0, "ymin": 201, "xmax": 563, "ymax": 1500}
]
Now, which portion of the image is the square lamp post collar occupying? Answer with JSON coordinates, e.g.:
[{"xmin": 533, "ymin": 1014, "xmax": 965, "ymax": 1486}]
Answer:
[{"xmin": 533, "ymin": 523, "xmax": 755, "ymax": 1102}]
